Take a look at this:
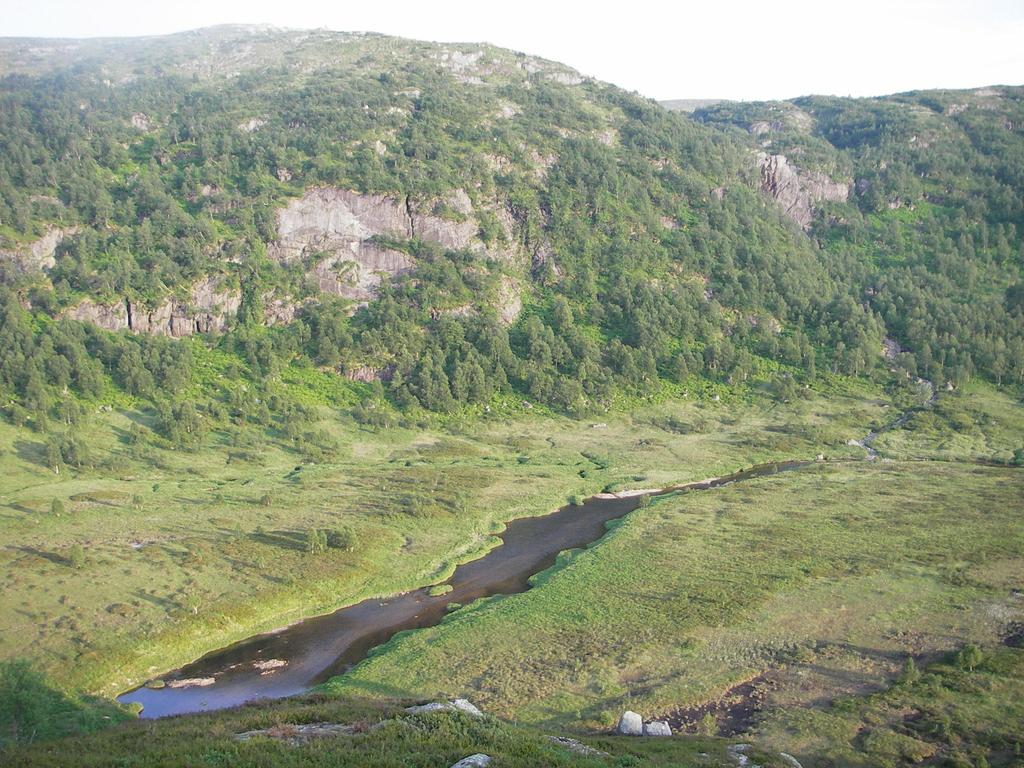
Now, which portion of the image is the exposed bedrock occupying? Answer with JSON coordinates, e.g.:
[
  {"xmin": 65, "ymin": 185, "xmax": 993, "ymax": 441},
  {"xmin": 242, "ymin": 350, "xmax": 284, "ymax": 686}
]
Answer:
[{"xmin": 756, "ymin": 152, "xmax": 850, "ymax": 228}]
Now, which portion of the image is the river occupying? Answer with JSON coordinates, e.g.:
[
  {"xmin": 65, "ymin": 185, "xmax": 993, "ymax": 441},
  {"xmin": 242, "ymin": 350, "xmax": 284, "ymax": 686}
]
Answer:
[{"xmin": 118, "ymin": 461, "xmax": 808, "ymax": 717}]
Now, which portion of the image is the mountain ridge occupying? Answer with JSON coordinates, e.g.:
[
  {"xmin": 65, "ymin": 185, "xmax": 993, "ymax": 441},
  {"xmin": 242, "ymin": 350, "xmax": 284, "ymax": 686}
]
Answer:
[{"xmin": 0, "ymin": 26, "xmax": 1021, "ymax": 421}]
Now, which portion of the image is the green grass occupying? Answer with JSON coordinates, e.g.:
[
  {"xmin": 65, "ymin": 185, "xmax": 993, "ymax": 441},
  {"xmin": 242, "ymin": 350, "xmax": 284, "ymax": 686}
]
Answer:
[
  {"xmin": 323, "ymin": 461, "xmax": 1024, "ymax": 740},
  {"xmin": 873, "ymin": 381, "xmax": 1024, "ymax": 463},
  {"xmin": 1, "ymin": 383, "xmax": 1022, "ymax": 765},
  {"xmin": 0, "ymin": 384, "xmax": 883, "ymax": 699},
  {"xmin": 756, "ymin": 646, "xmax": 1024, "ymax": 767},
  {"xmin": 2, "ymin": 691, "xmax": 794, "ymax": 768}
]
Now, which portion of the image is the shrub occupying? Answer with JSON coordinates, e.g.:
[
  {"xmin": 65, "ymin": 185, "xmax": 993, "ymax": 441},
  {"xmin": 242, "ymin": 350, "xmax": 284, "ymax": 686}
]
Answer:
[
  {"xmin": 305, "ymin": 528, "xmax": 327, "ymax": 555},
  {"xmin": 68, "ymin": 544, "xmax": 85, "ymax": 569},
  {"xmin": 328, "ymin": 528, "xmax": 356, "ymax": 551}
]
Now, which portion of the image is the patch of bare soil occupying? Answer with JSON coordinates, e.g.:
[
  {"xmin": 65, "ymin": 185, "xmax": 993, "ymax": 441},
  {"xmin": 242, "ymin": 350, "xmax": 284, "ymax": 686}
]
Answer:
[
  {"xmin": 1003, "ymin": 622, "xmax": 1024, "ymax": 648},
  {"xmin": 662, "ymin": 674, "xmax": 778, "ymax": 736}
]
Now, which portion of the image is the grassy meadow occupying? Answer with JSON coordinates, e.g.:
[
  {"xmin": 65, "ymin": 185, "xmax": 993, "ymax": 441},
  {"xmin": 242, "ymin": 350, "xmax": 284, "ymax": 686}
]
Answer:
[
  {"xmin": 323, "ymin": 461, "xmax": 1024, "ymax": 741},
  {"xmin": 0, "ymin": 378, "xmax": 883, "ymax": 700}
]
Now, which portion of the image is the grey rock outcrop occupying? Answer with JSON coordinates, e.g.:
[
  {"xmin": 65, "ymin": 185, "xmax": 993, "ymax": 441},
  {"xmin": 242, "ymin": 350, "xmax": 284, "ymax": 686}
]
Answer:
[
  {"xmin": 450, "ymin": 755, "xmax": 491, "ymax": 768},
  {"xmin": 268, "ymin": 187, "xmax": 512, "ymax": 301},
  {"xmin": 0, "ymin": 227, "xmax": 76, "ymax": 273},
  {"xmin": 643, "ymin": 721, "xmax": 672, "ymax": 737},
  {"xmin": 344, "ymin": 365, "xmax": 393, "ymax": 383},
  {"xmin": 67, "ymin": 299, "xmax": 130, "ymax": 331},
  {"xmin": 756, "ymin": 152, "xmax": 850, "ymax": 228},
  {"xmin": 66, "ymin": 277, "xmax": 241, "ymax": 337},
  {"xmin": 615, "ymin": 710, "xmax": 643, "ymax": 736},
  {"xmin": 263, "ymin": 296, "xmax": 302, "ymax": 326},
  {"xmin": 235, "ymin": 721, "xmax": 364, "ymax": 744},
  {"xmin": 497, "ymin": 276, "xmax": 523, "ymax": 326}
]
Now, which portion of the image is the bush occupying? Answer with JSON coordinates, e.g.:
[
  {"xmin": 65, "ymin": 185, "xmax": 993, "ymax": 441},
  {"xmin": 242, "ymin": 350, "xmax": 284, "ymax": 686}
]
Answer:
[
  {"xmin": 328, "ymin": 527, "xmax": 356, "ymax": 551},
  {"xmin": 305, "ymin": 528, "xmax": 327, "ymax": 555},
  {"xmin": 68, "ymin": 544, "xmax": 85, "ymax": 569}
]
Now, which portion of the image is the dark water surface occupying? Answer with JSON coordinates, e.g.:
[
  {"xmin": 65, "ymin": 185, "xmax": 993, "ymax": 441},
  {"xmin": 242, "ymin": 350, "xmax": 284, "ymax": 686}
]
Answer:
[{"xmin": 119, "ymin": 460, "xmax": 806, "ymax": 717}]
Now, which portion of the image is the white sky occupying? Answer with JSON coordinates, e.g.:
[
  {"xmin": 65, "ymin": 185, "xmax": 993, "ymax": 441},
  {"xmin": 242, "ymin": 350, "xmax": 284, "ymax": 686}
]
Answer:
[{"xmin": 3, "ymin": 0, "xmax": 1023, "ymax": 101}]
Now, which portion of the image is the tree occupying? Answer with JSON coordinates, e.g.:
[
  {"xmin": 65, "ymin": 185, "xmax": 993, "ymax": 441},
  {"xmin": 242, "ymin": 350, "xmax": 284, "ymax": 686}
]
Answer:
[
  {"xmin": 44, "ymin": 438, "xmax": 62, "ymax": 475},
  {"xmin": 956, "ymin": 644, "xmax": 983, "ymax": 672},
  {"xmin": 328, "ymin": 527, "xmax": 356, "ymax": 551},
  {"xmin": 68, "ymin": 543, "xmax": 85, "ymax": 569},
  {"xmin": 900, "ymin": 656, "xmax": 920, "ymax": 684},
  {"xmin": 305, "ymin": 528, "xmax": 327, "ymax": 555}
]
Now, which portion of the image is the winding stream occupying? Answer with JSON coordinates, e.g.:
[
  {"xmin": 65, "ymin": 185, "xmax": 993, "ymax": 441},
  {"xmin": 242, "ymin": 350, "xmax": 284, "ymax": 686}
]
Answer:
[{"xmin": 118, "ymin": 461, "xmax": 808, "ymax": 718}]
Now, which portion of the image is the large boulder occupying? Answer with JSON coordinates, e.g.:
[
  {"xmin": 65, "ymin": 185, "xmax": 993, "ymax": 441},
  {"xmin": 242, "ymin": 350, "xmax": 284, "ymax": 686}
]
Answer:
[
  {"xmin": 450, "ymin": 755, "xmax": 491, "ymax": 768},
  {"xmin": 643, "ymin": 721, "xmax": 672, "ymax": 737},
  {"xmin": 615, "ymin": 710, "xmax": 643, "ymax": 736}
]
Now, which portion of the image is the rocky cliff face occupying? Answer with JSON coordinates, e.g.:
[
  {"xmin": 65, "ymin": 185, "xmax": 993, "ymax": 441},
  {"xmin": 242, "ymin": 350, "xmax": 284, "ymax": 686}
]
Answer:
[
  {"xmin": 57, "ymin": 185, "xmax": 522, "ymax": 335},
  {"xmin": 756, "ymin": 153, "xmax": 851, "ymax": 228},
  {"xmin": 268, "ymin": 187, "xmax": 512, "ymax": 301},
  {"xmin": 67, "ymin": 277, "xmax": 241, "ymax": 337},
  {"xmin": 0, "ymin": 227, "xmax": 76, "ymax": 273}
]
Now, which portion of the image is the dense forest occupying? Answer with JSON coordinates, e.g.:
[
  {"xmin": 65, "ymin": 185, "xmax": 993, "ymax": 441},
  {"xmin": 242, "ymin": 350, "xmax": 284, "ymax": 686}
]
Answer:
[
  {"xmin": 0, "ymin": 27, "xmax": 1021, "ymax": 445},
  {"xmin": 695, "ymin": 88, "xmax": 1024, "ymax": 386}
]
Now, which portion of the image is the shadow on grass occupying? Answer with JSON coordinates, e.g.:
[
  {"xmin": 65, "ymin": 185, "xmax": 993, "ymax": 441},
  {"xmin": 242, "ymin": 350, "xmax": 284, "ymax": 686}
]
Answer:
[
  {"xmin": 0, "ymin": 659, "xmax": 131, "ymax": 749},
  {"xmin": 14, "ymin": 439, "xmax": 47, "ymax": 469},
  {"xmin": 250, "ymin": 530, "xmax": 308, "ymax": 552},
  {"xmin": 12, "ymin": 546, "xmax": 69, "ymax": 566},
  {"xmin": 132, "ymin": 590, "xmax": 177, "ymax": 610}
]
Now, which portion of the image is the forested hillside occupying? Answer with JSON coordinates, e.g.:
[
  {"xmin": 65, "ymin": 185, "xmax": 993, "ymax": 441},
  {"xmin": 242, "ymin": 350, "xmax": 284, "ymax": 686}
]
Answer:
[
  {"xmin": 694, "ymin": 88, "xmax": 1024, "ymax": 386},
  {"xmin": 0, "ymin": 26, "xmax": 1021, "ymax": 444}
]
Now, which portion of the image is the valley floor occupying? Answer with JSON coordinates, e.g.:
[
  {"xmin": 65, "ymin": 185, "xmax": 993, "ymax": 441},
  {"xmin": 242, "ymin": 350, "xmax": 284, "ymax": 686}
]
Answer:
[
  {"xmin": 1, "ymin": 379, "xmax": 1023, "ymax": 765},
  {"xmin": 0, "ymin": 379, "xmax": 890, "ymax": 698}
]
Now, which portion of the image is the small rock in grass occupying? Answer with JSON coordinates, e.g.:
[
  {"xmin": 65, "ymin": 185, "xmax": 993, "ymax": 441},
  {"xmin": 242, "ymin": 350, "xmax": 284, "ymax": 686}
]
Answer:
[
  {"xmin": 779, "ymin": 753, "xmax": 803, "ymax": 768},
  {"xmin": 727, "ymin": 743, "xmax": 761, "ymax": 768},
  {"xmin": 615, "ymin": 710, "xmax": 643, "ymax": 735},
  {"xmin": 450, "ymin": 755, "xmax": 491, "ymax": 768}
]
